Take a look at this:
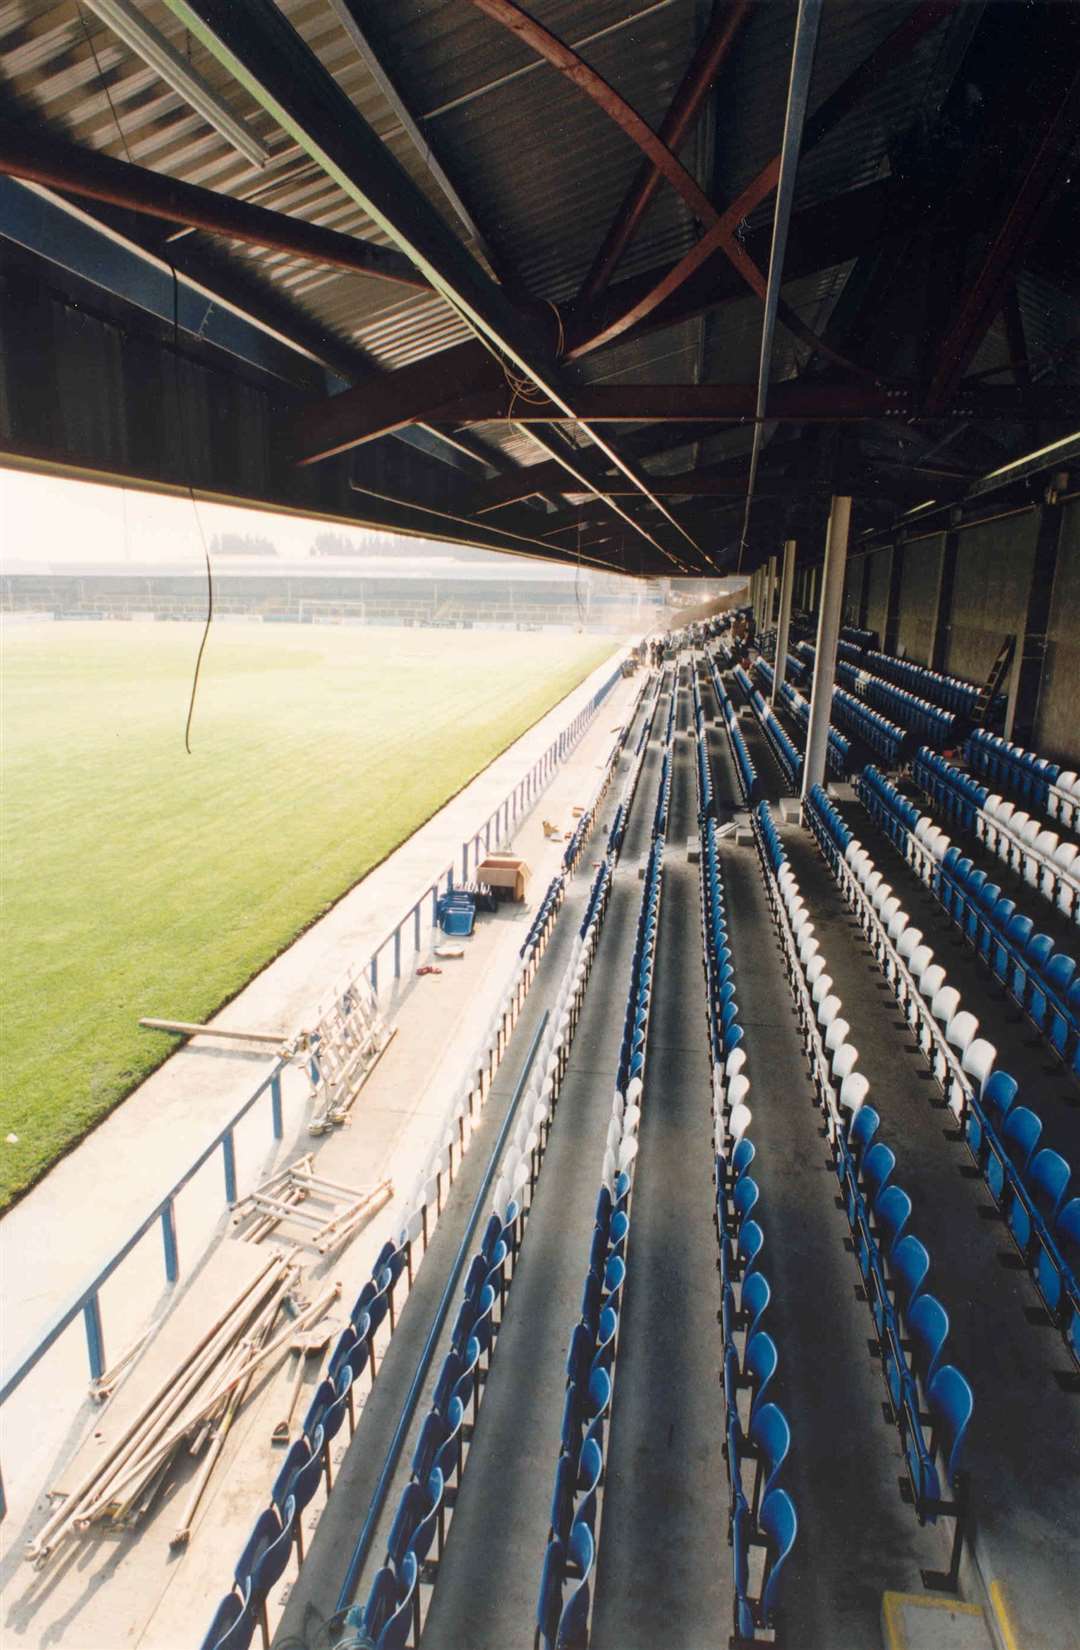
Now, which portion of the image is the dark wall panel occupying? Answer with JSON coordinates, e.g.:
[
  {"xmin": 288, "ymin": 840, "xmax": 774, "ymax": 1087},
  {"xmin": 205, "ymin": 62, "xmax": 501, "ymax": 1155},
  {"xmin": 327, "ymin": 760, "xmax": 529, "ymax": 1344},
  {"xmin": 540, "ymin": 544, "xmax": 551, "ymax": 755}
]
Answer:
[
  {"xmin": 897, "ymin": 535, "xmax": 943, "ymax": 663},
  {"xmin": 944, "ymin": 513, "xmax": 1037, "ymax": 684},
  {"xmin": 1035, "ymin": 499, "xmax": 1080, "ymax": 768},
  {"xmin": 863, "ymin": 547, "xmax": 892, "ymax": 643},
  {"xmin": 844, "ymin": 554, "xmax": 866, "ymax": 625}
]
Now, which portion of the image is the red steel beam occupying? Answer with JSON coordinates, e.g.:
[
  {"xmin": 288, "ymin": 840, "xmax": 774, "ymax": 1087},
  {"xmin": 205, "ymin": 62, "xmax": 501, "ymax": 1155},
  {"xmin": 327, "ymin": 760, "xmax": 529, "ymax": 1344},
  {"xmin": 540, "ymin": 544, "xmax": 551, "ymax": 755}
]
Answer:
[
  {"xmin": 440, "ymin": 381, "xmax": 914, "ymax": 423},
  {"xmin": 578, "ymin": 0, "xmax": 752, "ymax": 305},
  {"xmin": 467, "ymin": 0, "xmax": 767, "ymax": 300},
  {"xmin": 0, "ymin": 117, "xmax": 425, "ymax": 291},
  {"xmin": 569, "ymin": 0, "xmax": 963, "ymax": 358},
  {"xmin": 924, "ymin": 57, "xmax": 1080, "ymax": 413},
  {"xmin": 290, "ymin": 177, "xmax": 907, "ymax": 469},
  {"xmin": 468, "ymin": 0, "xmax": 867, "ymax": 378},
  {"xmin": 292, "ymin": 342, "xmax": 505, "ymax": 465}
]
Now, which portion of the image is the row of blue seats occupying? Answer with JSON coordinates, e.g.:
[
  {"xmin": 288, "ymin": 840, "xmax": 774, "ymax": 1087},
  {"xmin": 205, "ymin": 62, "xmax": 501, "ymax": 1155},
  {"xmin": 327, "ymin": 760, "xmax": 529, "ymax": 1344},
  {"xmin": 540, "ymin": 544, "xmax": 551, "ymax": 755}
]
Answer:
[
  {"xmin": 866, "ymin": 650, "xmax": 982, "ymax": 719},
  {"xmin": 709, "ymin": 655, "xmax": 760, "ymax": 804},
  {"xmin": 692, "ymin": 670, "xmax": 715, "ymax": 821},
  {"xmin": 200, "ymin": 1242, "xmax": 409, "ymax": 1650},
  {"xmin": 693, "ymin": 768, "xmax": 798, "ymax": 1646},
  {"xmin": 862, "ymin": 768, "xmax": 1080, "ymax": 1071},
  {"xmin": 355, "ymin": 806, "xmax": 635, "ymax": 1650},
  {"xmin": 966, "ymin": 728, "xmax": 1077, "ymax": 823},
  {"xmin": 837, "ymin": 661, "xmax": 956, "ymax": 749},
  {"xmin": 841, "ymin": 625, "xmax": 878, "ymax": 652},
  {"xmin": 785, "ymin": 652, "xmax": 809, "ymax": 688},
  {"xmin": 563, "ymin": 680, "xmax": 648, "ymax": 874},
  {"xmin": 346, "ymin": 1195, "xmax": 524, "ymax": 1648},
  {"xmin": 754, "ymin": 662, "xmax": 850, "ymax": 779},
  {"xmin": 537, "ymin": 829, "xmax": 665, "ymax": 1648},
  {"xmin": 522, "ymin": 874, "xmax": 566, "ymax": 959},
  {"xmin": 735, "ymin": 664, "xmax": 802, "ymax": 793},
  {"xmin": 754, "ymin": 801, "xmax": 974, "ymax": 1585},
  {"xmin": 911, "ymin": 746, "xmax": 988, "ymax": 834},
  {"xmin": 810, "ymin": 782, "xmax": 1080, "ymax": 1371},
  {"xmin": 832, "ymin": 686, "xmax": 906, "ymax": 767}
]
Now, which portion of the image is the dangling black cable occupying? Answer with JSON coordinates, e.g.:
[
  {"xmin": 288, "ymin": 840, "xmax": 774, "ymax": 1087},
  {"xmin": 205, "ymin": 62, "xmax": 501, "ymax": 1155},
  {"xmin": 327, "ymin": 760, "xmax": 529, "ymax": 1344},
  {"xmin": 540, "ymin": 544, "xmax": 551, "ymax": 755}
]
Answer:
[{"xmin": 169, "ymin": 266, "xmax": 214, "ymax": 754}]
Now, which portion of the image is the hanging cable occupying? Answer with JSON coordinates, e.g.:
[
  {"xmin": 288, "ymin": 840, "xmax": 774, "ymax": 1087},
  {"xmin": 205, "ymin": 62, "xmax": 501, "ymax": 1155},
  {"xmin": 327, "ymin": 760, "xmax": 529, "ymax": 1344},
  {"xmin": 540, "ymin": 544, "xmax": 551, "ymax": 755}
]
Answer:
[
  {"xmin": 169, "ymin": 266, "xmax": 214, "ymax": 754},
  {"xmin": 76, "ymin": 2, "xmax": 133, "ymax": 165}
]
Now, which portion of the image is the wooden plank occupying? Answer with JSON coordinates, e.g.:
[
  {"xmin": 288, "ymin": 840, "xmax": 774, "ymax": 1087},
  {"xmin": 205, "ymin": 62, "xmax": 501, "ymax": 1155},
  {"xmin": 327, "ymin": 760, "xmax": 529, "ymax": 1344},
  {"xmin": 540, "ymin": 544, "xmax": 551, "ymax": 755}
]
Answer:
[{"xmin": 50, "ymin": 1241, "xmax": 274, "ymax": 1498}]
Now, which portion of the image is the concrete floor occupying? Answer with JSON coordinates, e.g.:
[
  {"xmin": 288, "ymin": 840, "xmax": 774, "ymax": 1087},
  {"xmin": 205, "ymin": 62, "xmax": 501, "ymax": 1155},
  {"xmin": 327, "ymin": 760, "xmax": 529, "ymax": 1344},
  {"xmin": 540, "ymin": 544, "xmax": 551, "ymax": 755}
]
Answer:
[{"xmin": 0, "ymin": 648, "xmax": 642, "ymax": 1650}]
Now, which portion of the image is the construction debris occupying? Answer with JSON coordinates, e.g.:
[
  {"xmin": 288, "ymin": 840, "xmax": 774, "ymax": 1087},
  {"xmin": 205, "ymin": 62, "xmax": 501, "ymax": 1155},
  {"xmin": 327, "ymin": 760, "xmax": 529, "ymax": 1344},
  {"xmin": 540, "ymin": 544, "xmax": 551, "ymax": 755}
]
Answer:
[
  {"xmin": 302, "ymin": 969, "xmax": 396, "ymax": 1133},
  {"xmin": 28, "ymin": 1252, "xmax": 340, "ymax": 1569},
  {"xmin": 232, "ymin": 1160, "xmax": 393, "ymax": 1255}
]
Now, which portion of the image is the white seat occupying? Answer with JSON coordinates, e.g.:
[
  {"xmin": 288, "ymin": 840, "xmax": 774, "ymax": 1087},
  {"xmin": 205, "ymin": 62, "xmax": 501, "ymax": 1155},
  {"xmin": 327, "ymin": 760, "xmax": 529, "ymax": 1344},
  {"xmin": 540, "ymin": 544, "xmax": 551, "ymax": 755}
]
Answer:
[
  {"xmin": 832, "ymin": 1042, "xmax": 859, "ymax": 1083},
  {"xmin": 806, "ymin": 955, "xmax": 827, "ymax": 988},
  {"xmin": 840, "ymin": 1072, "xmax": 870, "ymax": 1115},
  {"xmin": 931, "ymin": 984, "xmax": 961, "ymax": 1027},
  {"xmin": 866, "ymin": 870, "xmax": 884, "ymax": 901},
  {"xmin": 873, "ymin": 882, "xmax": 893, "ymax": 913},
  {"xmin": 728, "ymin": 1102, "xmax": 752, "ymax": 1142},
  {"xmin": 622, "ymin": 1103, "xmax": 642, "ymax": 1136},
  {"xmin": 791, "ymin": 907, "xmax": 810, "ymax": 935},
  {"xmin": 798, "ymin": 932, "xmax": 819, "ymax": 965},
  {"xmin": 812, "ymin": 972, "xmax": 834, "ymax": 1005},
  {"xmin": 914, "ymin": 817, "xmax": 932, "ymax": 843},
  {"xmin": 618, "ymin": 1134, "xmax": 639, "ymax": 1171},
  {"xmin": 627, "ymin": 1075, "xmax": 643, "ymax": 1104},
  {"xmin": 930, "ymin": 829, "xmax": 950, "ymax": 863},
  {"xmin": 897, "ymin": 927, "xmax": 924, "ymax": 961},
  {"xmin": 881, "ymin": 896, "xmax": 902, "ymax": 930},
  {"xmin": 825, "ymin": 1017, "xmax": 851, "ymax": 1054},
  {"xmin": 946, "ymin": 1009, "xmax": 979, "ymax": 1055},
  {"xmin": 818, "ymin": 994, "xmax": 842, "ymax": 1029},
  {"xmin": 961, "ymin": 1038, "xmax": 996, "ymax": 1095},
  {"xmin": 726, "ymin": 1048, "xmax": 747, "ymax": 1081},
  {"xmin": 726, "ymin": 1075, "xmax": 750, "ymax": 1115},
  {"xmin": 844, "ymin": 840, "xmax": 862, "ymax": 865},
  {"xmin": 920, "ymin": 961, "xmax": 947, "ymax": 1000}
]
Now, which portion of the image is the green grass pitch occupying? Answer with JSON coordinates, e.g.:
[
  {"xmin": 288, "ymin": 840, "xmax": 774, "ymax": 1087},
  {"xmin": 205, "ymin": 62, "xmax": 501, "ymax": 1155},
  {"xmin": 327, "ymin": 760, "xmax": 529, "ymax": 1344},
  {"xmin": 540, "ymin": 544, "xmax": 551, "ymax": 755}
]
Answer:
[{"xmin": 0, "ymin": 622, "xmax": 616, "ymax": 1205}]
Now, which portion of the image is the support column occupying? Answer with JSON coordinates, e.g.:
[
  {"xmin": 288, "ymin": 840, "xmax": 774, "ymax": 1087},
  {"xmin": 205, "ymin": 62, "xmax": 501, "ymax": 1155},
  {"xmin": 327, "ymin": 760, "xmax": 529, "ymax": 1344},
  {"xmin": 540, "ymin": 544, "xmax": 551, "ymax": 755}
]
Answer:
[
  {"xmin": 801, "ymin": 496, "xmax": 852, "ymax": 800},
  {"xmin": 765, "ymin": 554, "xmax": 778, "ymax": 634},
  {"xmin": 771, "ymin": 539, "xmax": 797, "ymax": 707}
]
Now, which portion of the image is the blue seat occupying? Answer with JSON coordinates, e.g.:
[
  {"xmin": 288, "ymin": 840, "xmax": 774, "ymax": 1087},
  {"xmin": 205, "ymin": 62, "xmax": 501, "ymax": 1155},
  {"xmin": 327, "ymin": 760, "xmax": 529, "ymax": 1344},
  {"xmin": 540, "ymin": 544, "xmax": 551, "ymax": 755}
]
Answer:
[
  {"xmin": 988, "ymin": 1105, "xmax": 1042, "ymax": 1202},
  {"xmin": 1009, "ymin": 1149, "xmax": 1070, "ymax": 1252},
  {"xmin": 199, "ymin": 1585, "xmax": 254, "ymax": 1650},
  {"xmin": 408, "ymin": 1466, "xmax": 444, "ymax": 1570},
  {"xmin": 592, "ymin": 1306, "xmax": 618, "ymax": 1375},
  {"xmin": 740, "ymin": 1271, "xmax": 771, "ymax": 1347},
  {"xmin": 891, "ymin": 1235, "xmax": 930, "ymax": 1321},
  {"xmin": 556, "ymin": 1520, "xmax": 595, "ymax": 1650},
  {"xmin": 434, "ymin": 1394, "xmax": 466, "ymax": 1488},
  {"xmin": 411, "ymin": 1408, "xmax": 449, "ymax": 1484},
  {"xmin": 928, "ymin": 1365, "xmax": 973, "ymax": 1489},
  {"xmin": 536, "ymin": 1536, "xmax": 566, "ymax": 1650},
  {"xmin": 270, "ymin": 1432, "xmax": 321, "ymax": 1557},
  {"xmin": 375, "ymin": 1551, "xmax": 417, "ymax": 1650},
  {"xmin": 758, "ymin": 1488, "xmax": 798, "ymax": 1629},
  {"xmin": 745, "ymin": 1331, "xmax": 778, "ymax": 1419},
  {"xmin": 874, "ymin": 1184, "xmax": 912, "ymax": 1258},
  {"xmin": 236, "ymin": 1500, "xmax": 294, "ymax": 1650},
  {"xmin": 907, "ymin": 1294, "xmax": 949, "ymax": 1392},
  {"xmin": 749, "ymin": 1402, "xmax": 790, "ymax": 1519},
  {"xmin": 573, "ymin": 1436, "xmax": 603, "ymax": 1536},
  {"xmin": 968, "ymin": 1069, "xmax": 1018, "ymax": 1160}
]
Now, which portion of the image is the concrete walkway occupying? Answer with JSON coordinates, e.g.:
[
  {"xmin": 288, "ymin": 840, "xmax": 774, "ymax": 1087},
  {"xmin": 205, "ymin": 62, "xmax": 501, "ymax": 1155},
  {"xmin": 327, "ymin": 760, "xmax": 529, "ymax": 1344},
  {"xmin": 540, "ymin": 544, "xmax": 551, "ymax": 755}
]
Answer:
[{"xmin": 0, "ymin": 645, "xmax": 641, "ymax": 1649}]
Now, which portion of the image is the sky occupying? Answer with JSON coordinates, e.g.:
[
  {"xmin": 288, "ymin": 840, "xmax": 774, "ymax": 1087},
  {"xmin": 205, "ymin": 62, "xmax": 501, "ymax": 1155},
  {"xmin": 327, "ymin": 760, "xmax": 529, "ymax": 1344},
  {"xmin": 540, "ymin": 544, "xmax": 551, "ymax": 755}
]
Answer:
[{"xmin": 0, "ymin": 466, "xmax": 449, "ymax": 571}]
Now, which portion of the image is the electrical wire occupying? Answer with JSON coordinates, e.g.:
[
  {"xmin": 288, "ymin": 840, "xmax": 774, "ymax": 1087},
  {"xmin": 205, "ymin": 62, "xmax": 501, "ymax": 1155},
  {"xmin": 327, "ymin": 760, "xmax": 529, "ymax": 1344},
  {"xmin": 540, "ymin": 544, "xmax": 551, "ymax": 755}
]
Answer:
[
  {"xmin": 169, "ymin": 266, "xmax": 214, "ymax": 755},
  {"xmin": 77, "ymin": 2, "xmax": 133, "ymax": 166}
]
